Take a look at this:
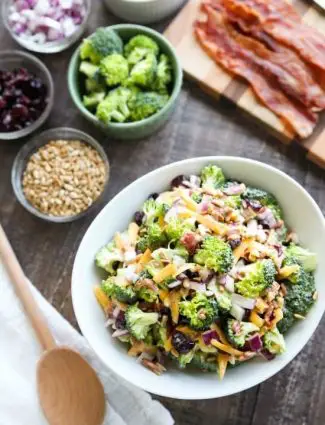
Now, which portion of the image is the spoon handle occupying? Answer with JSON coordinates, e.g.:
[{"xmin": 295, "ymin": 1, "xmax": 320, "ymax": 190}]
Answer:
[{"xmin": 0, "ymin": 225, "xmax": 56, "ymax": 351}]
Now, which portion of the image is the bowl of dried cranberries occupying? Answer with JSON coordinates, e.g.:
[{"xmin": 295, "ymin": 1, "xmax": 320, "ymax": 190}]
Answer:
[{"xmin": 0, "ymin": 50, "xmax": 54, "ymax": 140}]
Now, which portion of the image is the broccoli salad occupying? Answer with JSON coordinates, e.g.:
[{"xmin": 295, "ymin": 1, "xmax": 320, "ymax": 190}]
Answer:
[
  {"xmin": 78, "ymin": 28, "xmax": 172, "ymax": 123},
  {"xmin": 94, "ymin": 165, "xmax": 317, "ymax": 378}
]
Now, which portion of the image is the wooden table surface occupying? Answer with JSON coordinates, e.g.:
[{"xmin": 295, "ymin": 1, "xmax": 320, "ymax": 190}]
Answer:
[{"xmin": 1, "ymin": 2, "xmax": 325, "ymax": 424}]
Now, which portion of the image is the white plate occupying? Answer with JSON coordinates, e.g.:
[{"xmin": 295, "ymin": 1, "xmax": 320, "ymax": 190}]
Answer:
[{"xmin": 72, "ymin": 157, "xmax": 325, "ymax": 400}]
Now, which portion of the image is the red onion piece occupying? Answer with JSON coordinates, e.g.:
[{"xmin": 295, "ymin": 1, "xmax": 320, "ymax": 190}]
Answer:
[
  {"xmin": 224, "ymin": 275, "xmax": 235, "ymax": 293},
  {"xmin": 188, "ymin": 281, "xmax": 206, "ymax": 292},
  {"xmin": 260, "ymin": 348, "xmax": 276, "ymax": 361},
  {"xmin": 257, "ymin": 207, "xmax": 277, "ymax": 229},
  {"xmin": 112, "ymin": 306, "xmax": 121, "ymax": 319},
  {"xmin": 230, "ymin": 304, "xmax": 245, "ymax": 321},
  {"xmin": 104, "ymin": 318, "xmax": 115, "ymax": 328},
  {"xmin": 231, "ymin": 293, "xmax": 256, "ymax": 310},
  {"xmin": 223, "ymin": 183, "xmax": 245, "ymax": 196},
  {"xmin": 168, "ymin": 280, "xmax": 182, "ymax": 289},
  {"xmin": 248, "ymin": 334, "xmax": 262, "ymax": 352},
  {"xmin": 202, "ymin": 330, "xmax": 218, "ymax": 345},
  {"xmin": 112, "ymin": 329, "xmax": 129, "ymax": 338}
]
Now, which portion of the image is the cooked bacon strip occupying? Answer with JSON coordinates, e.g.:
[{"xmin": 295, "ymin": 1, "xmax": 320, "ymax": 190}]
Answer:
[
  {"xmin": 220, "ymin": 0, "xmax": 325, "ymax": 72},
  {"xmin": 194, "ymin": 7, "xmax": 317, "ymax": 138},
  {"xmin": 200, "ymin": 2, "xmax": 325, "ymax": 111}
]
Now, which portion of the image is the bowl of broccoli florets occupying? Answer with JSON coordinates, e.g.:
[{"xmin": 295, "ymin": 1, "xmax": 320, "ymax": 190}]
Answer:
[{"xmin": 68, "ymin": 24, "xmax": 183, "ymax": 140}]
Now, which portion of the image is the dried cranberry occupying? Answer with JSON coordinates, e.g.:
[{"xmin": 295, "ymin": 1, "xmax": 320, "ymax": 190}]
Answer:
[
  {"xmin": 229, "ymin": 238, "xmax": 241, "ymax": 249},
  {"xmin": 172, "ymin": 331, "xmax": 195, "ymax": 354},
  {"xmin": 245, "ymin": 199, "xmax": 262, "ymax": 212},
  {"xmin": 148, "ymin": 193, "xmax": 159, "ymax": 200},
  {"xmin": 134, "ymin": 211, "xmax": 144, "ymax": 226},
  {"xmin": 11, "ymin": 104, "xmax": 28, "ymax": 120},
  {"xmin": 115, "ymin": 311, "xmax": 126, "ymax": 329},
  {"xmin": 171, "ymin": 175, "xmax": 186, "ymax": 188},
  {"xmin": 185, "ymin": 269, "xmax": 199, "ymax": 279},
  {"xmin": 0, "ymin": 97, "xmax": 6, "ymax": 109}
]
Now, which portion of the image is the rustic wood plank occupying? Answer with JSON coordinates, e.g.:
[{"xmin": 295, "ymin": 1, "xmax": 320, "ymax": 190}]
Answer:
[{"xmin": 1, "ymin": 1, "xmax": 325, "ymax": 424}]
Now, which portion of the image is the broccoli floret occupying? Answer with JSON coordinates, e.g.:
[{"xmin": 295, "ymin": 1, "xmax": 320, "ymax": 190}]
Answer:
[
  {"xmin": 191, "ymin": 193, "xmax": 203, "ymax": 203},
  {"xmin": 236, "ymin": 259, "xmax": 276, "ymax": 298},
  {"xmin": 127, "ymin": 53, "xmax": 157, "ymax": 88},
  {"xmin": 226, "ymin": 319, "xmax": 259, "ymax": 348},
  {"xmin": 79, "ymin": 61, "xmax": 99, "ymax": 79},
  {"xmin": 282, "ymin": 255, "xmax": 311, "ymax": 286},
  {"xmin": 191, "ymin": 352, "xmax": 217, "ymax": 372},
  {"xmin": 126, "ymin": 47, "xmax": 150, "ymax": 66},
  {"xmin": 100, "ymin": 54, "xmax": 129, "ymax": 86},
  {"xmin": 136, "ymin": 235, "xmax": 150, "ymax": 253},
  {"xmin": 96, "ymin": 87, "xmax": 134, "ymax": 123},
  {"xmin": 277, "ymin": 307, "xmax": 295, "ymax": 334},
  {"xmin": 101, "ymin": 277, "xmax": 115, "ymax": 297},
  {"xmin": 153, "ymin": 323, "xmax": 168, "ymax": 348},
  {"xmin": 147, "ymin": 223, "xmax": 167, "ymax": 250},
  {"xmin": 200, "ymin": 165, "xmax": 225, "ymax": 190},
  {"xmin": 80, "ymin": 28, "xmax": 123, "ymax": 64},
  {"xmin": 224, "ymin": 195, "xmax": 242, "ymax": 209},
  {"xmin": 95, "ymin": 242, "xmax": 123, "ymax": 274},
  {"xmin": 178, "ymin": 350, "xmax": 195, "ymax": 369},
  {"xmin": 152, "ymin": 54, "xmax": 172, "ymax": 92},
  {"xmin": 128, "ymin": 91, "xmax": 168, "ymax": 121},
  {"xmin": 124, "ymin": 35, "xmax": 159, "ymax": 58},
  {"xmin": 142, "ymin": 199, "xmax": 167, "ymax": 224},
  {"xmin": 194, "ymin": 236, "xmax": 234, "ymax": 274},
  {"xmin": 114, "ymin": 285, "xmax": 138, "ymax": 304},
  {"xmin": 137, "ymin": 287, "xmax": 158, "ymax": 302},
  {"xmin": 83, "ymin": 91, "xmax": 105, "ymax": 109},
  {"xmin": 85, "ymin": 77, "xmax": 105, "ymax": 93},
  {"xmin": 179, "ymin": 293, "xmax": 218, "ymax": 331},
  {"xmin": 285, "ymin": 244, "xmax": 317, "ymax": 273},
  {"xmin": 217, "ymin": 292, "xmax": 232, "ymax": 315},
  {"xmin": 244, "ymin": 187, "xmax": 276, "ymax": 205},
  {"xmin": 125, "ymin": 305, "xmax": 159, "ymax": 340},
  {"xmin": 284, "ymin": 272, "xmax": 315, "ymax": 315},
  {"xmin": 165, "ymin": 218, "xmax": 194, "ymax": 241},
  {"xmin": 263, "ymin": 327, "xmax": 286, "ymax": 354}
]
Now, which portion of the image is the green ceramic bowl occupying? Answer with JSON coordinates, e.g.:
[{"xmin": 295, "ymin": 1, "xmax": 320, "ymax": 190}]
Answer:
[{"xmin": 68, "ymin": 24, "xmax": 183, "ymax": 140}]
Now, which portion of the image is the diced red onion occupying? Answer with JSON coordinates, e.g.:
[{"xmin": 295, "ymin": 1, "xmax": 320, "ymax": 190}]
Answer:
[
  {"xmin": 8, "ymin": 0, "xmax": 86, "ymax": 43},
  {"xmin": 231, "ymin": 293, "xmax": 256, "ymax": 310},
  {"xmin": 224, "ymin": 276, "xmax": 235, "ymax": 293},
  {"xmin": 112, "ymin": 306, "xmax": 121, "ymax": 319},
  {"xmin": 202, "ymin": 330, "xmax": 218, "ymax": 345},
  {"xmin": 223, "ymin": 183, "xmax": 245, "ymax": 196},
  {"xmin": 112, "ymin": 329, "xmax": 129, "ymax": 338},
  {"xmin": 136, "ymin": 352, "xmax": 154, "ymax": 364},
  {"xmin": 104, "ymin": 318, "xmax": 115, "ymax": 328},
  {"xmin": 218, "ymin": 274, "xmax": 227, "ymax": 285},
  {"xmin": 230, "ymin": 304, "xmax": 245, "ymax": 321},
  {"xmin": 248, "ymin": 334, "xmax": 262, "ymax": 352},
  {"xmin": 260, "ymin": 348, "xmax": 276, "ymax": 361},
  {"xmin": 188, "ymin": 281, "xmax": 206, "ymax": 292},
  {"xmin": 198, "ymin": 201, "xmax": 209, "ymax": 214},
  {"xmin": 257, "ymin": 207, "xmax": 277, "ymax": 229},
  {"xmin": 168, "ymin": 280, "xmax": 182, "ymax": 289}
]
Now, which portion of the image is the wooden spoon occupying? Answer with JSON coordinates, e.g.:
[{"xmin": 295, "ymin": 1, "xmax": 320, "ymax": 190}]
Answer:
[{"xmin": 0, "ymin": 225, "xmax": 106, "ymax": 425}]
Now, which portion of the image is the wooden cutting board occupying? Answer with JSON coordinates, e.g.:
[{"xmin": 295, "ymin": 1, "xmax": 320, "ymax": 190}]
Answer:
[{"xmin": 164, "ymin": 0, "xmax": 325, "ymax": 169}]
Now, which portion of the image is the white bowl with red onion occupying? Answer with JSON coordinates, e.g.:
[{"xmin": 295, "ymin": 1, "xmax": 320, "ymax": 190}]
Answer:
[
  {"xmin": 72, "ymin": 157, "xmax": 325, "ymax": 399},
  {"xmin": 3, "ymin": 0, "xmax": 90, "ymax": 54}
]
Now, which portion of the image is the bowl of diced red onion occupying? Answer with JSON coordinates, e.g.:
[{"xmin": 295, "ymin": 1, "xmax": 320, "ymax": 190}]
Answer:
[{"xmin": 2, "ymin": 0, "xmax": 91, "ymax": 54}]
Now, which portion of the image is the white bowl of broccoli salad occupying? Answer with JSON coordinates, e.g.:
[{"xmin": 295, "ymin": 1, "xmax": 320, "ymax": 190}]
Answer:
[
  {"xmin": 72, "ymin": 157, "xmax": 325, "ymax": 399},
  {"xmin": 68, "ymin": 25, "xmax": 183, "ymax": 140}
]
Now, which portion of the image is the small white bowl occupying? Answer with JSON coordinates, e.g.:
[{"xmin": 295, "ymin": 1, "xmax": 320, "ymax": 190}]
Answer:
[
  {"xmin": 103, "ymin": 0, "xmax": 186, "ymax": 24},
  {"xmin": 72, "ymin": 157, "xmax": 325, "ymax": 400}
]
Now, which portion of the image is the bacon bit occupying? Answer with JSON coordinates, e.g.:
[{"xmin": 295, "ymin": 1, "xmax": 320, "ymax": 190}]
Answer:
[
  {"xmin": 141, "ymin": 359, "xmax": 166, "ymax": 375},
  {"xmin": 181, "ymin": 232, "xmax": 200, "ymax": 255},
  {"xmin": 218, "ymin": 353, "xmax": 229, "ymax": 380}
]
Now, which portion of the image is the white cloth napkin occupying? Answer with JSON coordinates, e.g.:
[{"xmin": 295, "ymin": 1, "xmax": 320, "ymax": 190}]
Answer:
[{"xmin": 0, "ymin": 260, "xmax": 174, "ymax": 425}]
